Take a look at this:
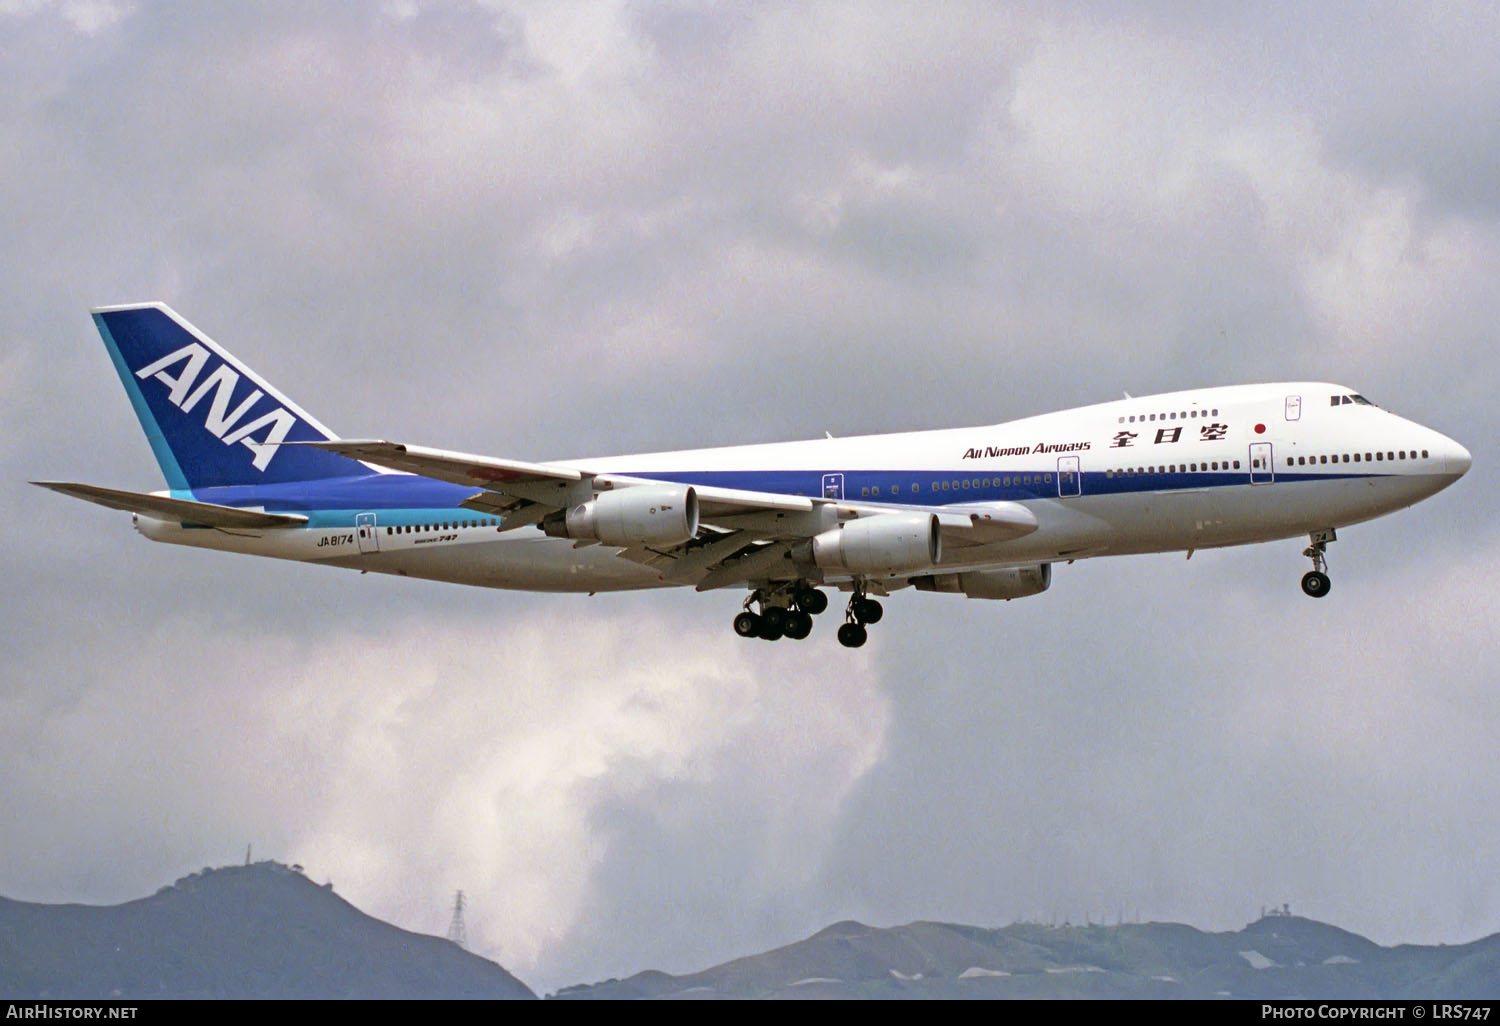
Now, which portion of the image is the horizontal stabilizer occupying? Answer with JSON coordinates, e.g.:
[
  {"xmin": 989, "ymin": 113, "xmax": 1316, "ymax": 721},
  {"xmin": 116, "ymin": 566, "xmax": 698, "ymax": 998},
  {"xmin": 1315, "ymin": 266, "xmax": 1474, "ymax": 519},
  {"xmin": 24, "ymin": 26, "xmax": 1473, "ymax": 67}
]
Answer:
[{"xmin": 32, "ymin": 481, "xmax": 308, "ymax": 529}]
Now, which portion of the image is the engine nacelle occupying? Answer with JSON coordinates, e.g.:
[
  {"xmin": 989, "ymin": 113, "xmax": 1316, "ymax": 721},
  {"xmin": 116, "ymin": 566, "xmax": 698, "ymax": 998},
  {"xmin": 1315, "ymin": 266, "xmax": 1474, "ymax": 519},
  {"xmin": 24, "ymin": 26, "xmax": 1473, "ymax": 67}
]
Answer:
[
  {"xmin": 545, "ymin": 485, "xmax": 699, "ymax": 547},
  {"xmin": 913, "ymin": 563, "xmax": 1052, "ymax": 600},
  {"xmin": 810, "ymin": 513, "xmax": 942, "ymax": 574}
]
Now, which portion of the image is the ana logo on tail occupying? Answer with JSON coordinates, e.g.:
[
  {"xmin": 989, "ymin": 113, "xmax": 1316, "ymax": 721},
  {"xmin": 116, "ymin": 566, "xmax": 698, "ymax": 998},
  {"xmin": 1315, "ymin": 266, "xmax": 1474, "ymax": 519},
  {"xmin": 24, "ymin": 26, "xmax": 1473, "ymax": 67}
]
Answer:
[{"xmin": 135, "ymin": 342, "xmax": 297, "ymax": 471}]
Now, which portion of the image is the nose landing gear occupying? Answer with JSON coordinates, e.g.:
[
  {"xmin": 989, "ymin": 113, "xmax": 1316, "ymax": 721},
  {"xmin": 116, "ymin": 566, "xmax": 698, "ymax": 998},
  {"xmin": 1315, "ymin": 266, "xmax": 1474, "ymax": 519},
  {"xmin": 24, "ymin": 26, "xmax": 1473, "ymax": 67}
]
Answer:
[{"xmin": 1301, "ymin": 528, "xmax": 1335, "ymax": 598}]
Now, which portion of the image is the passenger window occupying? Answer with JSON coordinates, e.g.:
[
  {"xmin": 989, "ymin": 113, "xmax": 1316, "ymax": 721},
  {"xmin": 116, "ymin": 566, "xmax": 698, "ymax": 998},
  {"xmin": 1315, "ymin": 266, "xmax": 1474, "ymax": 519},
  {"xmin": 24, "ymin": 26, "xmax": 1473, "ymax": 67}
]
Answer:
[
  {"xmin": 1045, "ymin": 473, "xmax": 1052, "ymax": 483},
  {"xmin": 1233, "ymin": 460, "xmax": 1240, "ymax": 469}
]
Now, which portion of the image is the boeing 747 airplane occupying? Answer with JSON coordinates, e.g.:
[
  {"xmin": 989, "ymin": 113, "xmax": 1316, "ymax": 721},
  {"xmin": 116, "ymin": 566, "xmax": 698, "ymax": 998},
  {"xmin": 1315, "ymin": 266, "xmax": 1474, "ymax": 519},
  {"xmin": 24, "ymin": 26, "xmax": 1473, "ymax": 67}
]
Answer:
[{"xmin": 36, "ymin": 304, "xmax": 1471, "ymax": 647}]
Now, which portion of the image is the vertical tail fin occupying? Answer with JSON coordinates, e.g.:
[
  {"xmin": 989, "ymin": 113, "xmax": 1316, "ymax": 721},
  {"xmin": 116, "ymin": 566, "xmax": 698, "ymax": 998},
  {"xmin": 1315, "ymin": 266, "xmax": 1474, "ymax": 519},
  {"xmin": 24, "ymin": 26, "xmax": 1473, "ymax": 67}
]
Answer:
[{"xmin": 93, "ymin": 303, "xmax": 368, "ymax": 490}]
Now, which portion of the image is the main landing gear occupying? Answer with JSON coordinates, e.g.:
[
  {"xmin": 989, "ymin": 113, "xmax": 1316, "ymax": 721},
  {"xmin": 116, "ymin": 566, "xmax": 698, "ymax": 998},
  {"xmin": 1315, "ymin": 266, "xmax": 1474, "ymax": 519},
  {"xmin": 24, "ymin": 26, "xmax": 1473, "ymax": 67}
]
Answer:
[
  {"xmin": 835, "ymin": 589, "xmax": 883, "ymax": 649},
  {"xmin": 733, "ymin": 583, "xmax": 828, "ymax": 641},
  {"xmin": 731, "ymin": 582, "xmax": 883, "ymax": 647},
  {"xmin": 1300, "ymin": 528, "xmax": 1335, "ymax": 598}
]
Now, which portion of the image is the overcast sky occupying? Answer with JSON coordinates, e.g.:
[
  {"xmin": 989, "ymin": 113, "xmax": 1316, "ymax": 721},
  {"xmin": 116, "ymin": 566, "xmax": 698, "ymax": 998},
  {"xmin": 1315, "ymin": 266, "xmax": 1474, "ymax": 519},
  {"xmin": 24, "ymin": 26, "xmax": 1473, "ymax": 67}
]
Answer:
[{"xmin": 2, "ymin": 0, "xmax": 1497, "ymax": 994}]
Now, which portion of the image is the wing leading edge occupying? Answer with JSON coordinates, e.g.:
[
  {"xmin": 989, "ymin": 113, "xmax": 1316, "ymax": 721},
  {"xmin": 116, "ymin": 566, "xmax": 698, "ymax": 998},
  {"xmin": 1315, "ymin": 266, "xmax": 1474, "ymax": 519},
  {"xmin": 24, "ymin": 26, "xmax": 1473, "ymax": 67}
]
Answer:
[{"xmin": 301, "ymin": 439, "xmax": 1039, "ymax": 587}]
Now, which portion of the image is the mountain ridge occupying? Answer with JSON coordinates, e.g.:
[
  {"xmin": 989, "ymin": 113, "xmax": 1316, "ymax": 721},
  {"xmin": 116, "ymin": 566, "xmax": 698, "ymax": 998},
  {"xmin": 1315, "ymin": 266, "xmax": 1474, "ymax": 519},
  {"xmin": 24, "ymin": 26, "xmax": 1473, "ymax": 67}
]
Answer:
[
  {"xmin": 0, "ymin": 861, "xmax": 535, "ymax": 1000},
  {"xmin": 553, "ymin": 915, "xmax": 1500, "ymax": 1000},
  {"xmin": 5, "ymin": 864, "xmax": 1496, "ymax": 1000}
]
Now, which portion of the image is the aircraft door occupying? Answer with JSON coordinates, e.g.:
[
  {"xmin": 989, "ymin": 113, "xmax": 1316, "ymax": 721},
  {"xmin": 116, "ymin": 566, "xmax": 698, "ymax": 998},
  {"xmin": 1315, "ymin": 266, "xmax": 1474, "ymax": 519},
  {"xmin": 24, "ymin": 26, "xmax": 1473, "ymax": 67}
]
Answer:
[
  {"xmin": 821, "ymin": 473, "xmax": 844, "ymax": 500},
  {"xmin": 356, "ymin": 512, "xmax": 380, "ymax": 553},
  {"xmin": 1249, "ymin": 443, "xmax": 1274, "ymax": 485},
  {"xmin": 1057, "ymin": 456, "xmax": 1081, "ymax": 497},
  {"xmin": 1285, "ymin": 395, "xmax": 1302, "ymax": 421}
]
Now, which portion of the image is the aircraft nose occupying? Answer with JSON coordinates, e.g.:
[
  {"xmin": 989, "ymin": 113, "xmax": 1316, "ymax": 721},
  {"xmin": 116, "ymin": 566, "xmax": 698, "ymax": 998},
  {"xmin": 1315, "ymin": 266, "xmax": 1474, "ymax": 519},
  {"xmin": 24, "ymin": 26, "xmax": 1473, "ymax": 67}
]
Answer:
[{"xmin": 1445, "ymin": 439, "xmax": 1472, "ymax": 478}]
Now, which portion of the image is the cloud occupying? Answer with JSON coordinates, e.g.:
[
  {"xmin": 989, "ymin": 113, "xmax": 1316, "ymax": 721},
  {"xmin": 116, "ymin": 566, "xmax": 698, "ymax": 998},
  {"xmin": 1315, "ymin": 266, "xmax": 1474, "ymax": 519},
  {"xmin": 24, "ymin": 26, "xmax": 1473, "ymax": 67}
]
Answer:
[{"xmin": 0, "ymin": 597, "xmax": 889, "ymax": 990}]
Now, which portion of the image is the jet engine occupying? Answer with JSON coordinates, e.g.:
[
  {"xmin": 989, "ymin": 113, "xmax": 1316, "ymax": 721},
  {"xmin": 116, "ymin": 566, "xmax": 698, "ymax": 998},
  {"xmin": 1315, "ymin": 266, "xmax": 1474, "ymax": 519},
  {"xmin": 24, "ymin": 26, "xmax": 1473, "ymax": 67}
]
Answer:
[
  {"xmin": 544, "ymin": 484, "xmax": 699, "ymax": 547},
  {"xmin": 810, "ymin": 513, "xmax": 942, "ymax": 574},
  {"xmin": 912, "ymin": 563, "xmax": 1052, "ymax": 600}
]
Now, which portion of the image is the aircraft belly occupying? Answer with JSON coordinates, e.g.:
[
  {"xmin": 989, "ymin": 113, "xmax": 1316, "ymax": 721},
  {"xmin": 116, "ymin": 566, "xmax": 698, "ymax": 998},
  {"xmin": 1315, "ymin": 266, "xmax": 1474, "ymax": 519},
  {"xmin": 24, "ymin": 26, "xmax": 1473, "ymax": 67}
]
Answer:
[
  {"xmin": 133, "ymin": 473, "xmax": 1453, "ymax": 590},
  {"xmin": 138, "ymin": 519, "xmax": 670, "ymax": 592},
  {"xmin": 329, "ymin": 536, "xmax": 669, "ymax": 592},
  {"xmin": 1057, "ymin": 475, "xmax": 1444, "ymax": 555}
]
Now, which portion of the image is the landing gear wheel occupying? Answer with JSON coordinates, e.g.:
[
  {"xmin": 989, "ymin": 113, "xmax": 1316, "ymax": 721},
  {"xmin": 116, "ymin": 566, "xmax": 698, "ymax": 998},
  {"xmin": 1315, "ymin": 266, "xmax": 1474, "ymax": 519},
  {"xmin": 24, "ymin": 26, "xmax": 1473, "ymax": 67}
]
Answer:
[
  {"xmin": 795, "ymin": 587, "xmax": 829, "ymax": 615},
  {"xmin": 758, "ymin": 618, "xmax": 785, "ymax": 641},
  {"xmin": 852, "ymin": 597, "xmax": 883, "ymax": 624},
  {"xmin": 783, "ymin": 610, "xmax": 814, "ymax": 640},
  {"xmin": 733, "ymin": 611, "xmax": 761, "ymax": 637},
  {"xmin": 1301, "ymin": 570, "xmax": 1331, "ymax": 598},
  {"xmin": 1301, "ymin": 529, "xmax": 1336, "ymax": 599},
  {"xmin": 837, "ymin": 622, "xmax": 868, "ymax": 648},
  {"xmin": 761, "ymin": 606, "xmax": 788, "ymax": 632}
]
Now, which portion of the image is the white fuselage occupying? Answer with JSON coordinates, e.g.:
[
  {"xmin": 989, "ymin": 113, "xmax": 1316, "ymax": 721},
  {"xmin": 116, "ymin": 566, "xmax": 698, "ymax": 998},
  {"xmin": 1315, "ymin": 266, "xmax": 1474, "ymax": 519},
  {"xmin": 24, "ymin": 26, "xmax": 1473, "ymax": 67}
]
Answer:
[{"xmin": 132, "ymin": 382, "xmax": 1470, "ymax": 595}]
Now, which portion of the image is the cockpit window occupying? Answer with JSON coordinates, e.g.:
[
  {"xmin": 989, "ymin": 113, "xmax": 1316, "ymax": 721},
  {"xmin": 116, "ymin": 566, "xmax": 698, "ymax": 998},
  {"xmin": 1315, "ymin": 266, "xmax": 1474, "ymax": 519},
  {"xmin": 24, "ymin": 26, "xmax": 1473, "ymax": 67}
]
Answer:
[
  {"xmin": 1350, "ymin": 394, "xmax": 1374, "ymax": 405},
  {"xmin": 1330, "ymin": 393, "xmax": 1377, "ymax": 407}
]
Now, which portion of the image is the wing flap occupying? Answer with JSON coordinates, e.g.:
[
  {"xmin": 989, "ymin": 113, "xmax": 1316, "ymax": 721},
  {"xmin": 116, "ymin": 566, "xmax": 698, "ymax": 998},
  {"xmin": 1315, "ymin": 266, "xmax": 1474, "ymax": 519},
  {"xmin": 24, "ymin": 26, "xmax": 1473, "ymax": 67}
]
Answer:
[{"xmin": 33, "ymin": 481, "xmax": 308, "ymax": 529}]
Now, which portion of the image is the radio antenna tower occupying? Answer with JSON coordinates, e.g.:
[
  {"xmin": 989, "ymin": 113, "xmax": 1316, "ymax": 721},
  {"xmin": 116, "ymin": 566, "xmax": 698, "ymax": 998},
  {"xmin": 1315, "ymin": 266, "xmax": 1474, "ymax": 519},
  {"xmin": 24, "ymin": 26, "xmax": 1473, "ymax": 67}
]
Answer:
[{"xmin": 446, "ymin": 890, "xmax": 467, "ymax": 949}]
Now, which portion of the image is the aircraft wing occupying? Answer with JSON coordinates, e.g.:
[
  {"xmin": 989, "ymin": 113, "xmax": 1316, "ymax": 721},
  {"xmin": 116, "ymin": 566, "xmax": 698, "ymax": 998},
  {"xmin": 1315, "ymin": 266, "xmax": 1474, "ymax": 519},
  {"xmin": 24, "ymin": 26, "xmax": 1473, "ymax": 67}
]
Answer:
[
  {"xmin": 304, "ymin": 439, "xmax": 820, "ymax": 518},
  {"xmin": 32, "ymin": 481, "xmax": 308, "ymax": 529},
  {"xmin": 304, "ymin": 440, "xmax": 586, "ymax": 508},
  {"xmin": 303, "ymin": 439, "xmax": 1037, "ymax": 586}
]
